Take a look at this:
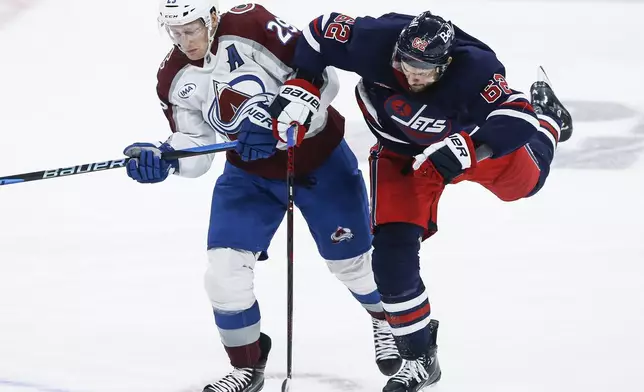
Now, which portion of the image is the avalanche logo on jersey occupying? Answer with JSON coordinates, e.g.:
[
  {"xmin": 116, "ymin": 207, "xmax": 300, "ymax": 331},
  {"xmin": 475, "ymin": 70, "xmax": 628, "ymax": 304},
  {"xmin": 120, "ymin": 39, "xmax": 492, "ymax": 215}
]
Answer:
[
  {"xmin": 384, "ymin": 94, "xmax": 452, "ymax": 145},
  {"xmin": 207, "ymin": 74, "xmax": 275, "ymax": 137}
]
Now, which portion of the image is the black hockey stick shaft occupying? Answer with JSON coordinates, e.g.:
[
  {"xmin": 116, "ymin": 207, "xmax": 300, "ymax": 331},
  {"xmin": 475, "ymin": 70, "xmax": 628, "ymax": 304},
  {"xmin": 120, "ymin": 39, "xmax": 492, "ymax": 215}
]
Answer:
[
  {"xmin": 0, "ymin": 141, "xmax": 238, "ymax": 186},
  {"xmin": 281, "ymin": 127, "xmax": 296, "ymax": 392}
]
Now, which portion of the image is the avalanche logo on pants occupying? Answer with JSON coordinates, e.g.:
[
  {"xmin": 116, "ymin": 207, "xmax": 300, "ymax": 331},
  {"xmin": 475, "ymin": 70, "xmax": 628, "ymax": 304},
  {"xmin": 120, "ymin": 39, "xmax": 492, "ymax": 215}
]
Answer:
[{"xmin": 331, "ymin": 226, "xmax": 354, "ymax": 243}]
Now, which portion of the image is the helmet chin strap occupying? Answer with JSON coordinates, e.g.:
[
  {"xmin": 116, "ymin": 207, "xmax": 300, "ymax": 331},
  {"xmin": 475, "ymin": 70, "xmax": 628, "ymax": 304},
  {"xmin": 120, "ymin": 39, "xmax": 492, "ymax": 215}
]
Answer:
[{"xmin": 203, "ymin": 12, "xmax": 220, "ymax": 65}]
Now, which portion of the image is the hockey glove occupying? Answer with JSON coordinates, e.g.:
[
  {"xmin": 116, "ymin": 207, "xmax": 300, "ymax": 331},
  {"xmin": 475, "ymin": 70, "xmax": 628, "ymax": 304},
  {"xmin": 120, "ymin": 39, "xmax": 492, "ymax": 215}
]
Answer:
[
  {"xmin": 235, "ymin": 104, "xmax": 278, "ymax": 161},
  {"xmin": 412, "ymin": 132, "xmax": 477, "ymax": 184},
  {"xmin": 123, "ymin": 142, "xmax": 178, "ymax": 184},
  {"xmin": 267, "ymin": 79, "xmax": 321, "ymax": 146}
]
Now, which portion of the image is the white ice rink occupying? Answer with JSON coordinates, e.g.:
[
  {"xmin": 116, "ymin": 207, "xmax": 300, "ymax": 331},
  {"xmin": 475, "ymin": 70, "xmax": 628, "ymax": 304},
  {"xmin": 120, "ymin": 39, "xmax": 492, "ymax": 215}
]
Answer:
[{"xmin": 1, "ymin": 0, "xmax": 643, "ymax": 391}]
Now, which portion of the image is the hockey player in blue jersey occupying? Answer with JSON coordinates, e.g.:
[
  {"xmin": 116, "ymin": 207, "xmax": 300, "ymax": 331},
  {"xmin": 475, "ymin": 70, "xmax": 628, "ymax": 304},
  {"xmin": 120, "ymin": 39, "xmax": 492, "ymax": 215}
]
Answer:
[
  {"xmin": 121, "ymin": 1, "xmax": 403, "ymax": 391},
  {"xmin": 268, "ymin": 10, "xmax": 573, "ymax": 392}
]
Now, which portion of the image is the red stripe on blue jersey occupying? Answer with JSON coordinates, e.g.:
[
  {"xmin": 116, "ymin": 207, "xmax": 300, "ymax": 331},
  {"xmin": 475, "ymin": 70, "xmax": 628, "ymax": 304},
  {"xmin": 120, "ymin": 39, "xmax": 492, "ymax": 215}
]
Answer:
[
  {"xmin": 500, "ymin": 100, "xmax": 534, "ymax": 112},
  {"xmin": 312, "ymin": 16, "xmax": 322, "ymax": 37},
  {"xmin": 355, "ymin": 87, "xmax": 381, "ymax": 132},
  {"xmin": 539, "ymin": 119, "xmax": 559, "ymax": 144}
]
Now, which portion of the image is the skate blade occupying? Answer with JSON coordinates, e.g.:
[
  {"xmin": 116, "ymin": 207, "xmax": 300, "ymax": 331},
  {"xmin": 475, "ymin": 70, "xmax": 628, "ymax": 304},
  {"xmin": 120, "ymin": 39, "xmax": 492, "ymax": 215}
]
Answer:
[
  {"xmin": 537, "ymin": 65, "xmax": 553, "ymax": 87},
  {"xmin": 417, "ymin": 371, "xmax": 442, "ymax": 391}
]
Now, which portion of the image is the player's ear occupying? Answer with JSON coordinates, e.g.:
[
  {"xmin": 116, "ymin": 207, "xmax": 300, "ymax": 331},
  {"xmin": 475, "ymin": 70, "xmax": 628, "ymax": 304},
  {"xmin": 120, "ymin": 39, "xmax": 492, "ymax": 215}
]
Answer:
[
  {"xmin": 446, "ymin": 57, "xmax": 453, "ymax": 66},
  {"xmin": 210, "ymin": 10, "xmax": 218, "ymax": 28}
]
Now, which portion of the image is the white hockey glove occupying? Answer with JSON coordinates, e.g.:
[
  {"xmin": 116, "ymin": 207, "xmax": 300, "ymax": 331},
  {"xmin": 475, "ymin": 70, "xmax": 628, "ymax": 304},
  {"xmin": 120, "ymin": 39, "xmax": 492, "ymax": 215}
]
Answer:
[
  {"xmin": 413, "ymin": 132, "xmax": 477, "ymax": 184},
  {"xmin": 267, "ymin": 79, "xmax": 321, "ymax": 147}
]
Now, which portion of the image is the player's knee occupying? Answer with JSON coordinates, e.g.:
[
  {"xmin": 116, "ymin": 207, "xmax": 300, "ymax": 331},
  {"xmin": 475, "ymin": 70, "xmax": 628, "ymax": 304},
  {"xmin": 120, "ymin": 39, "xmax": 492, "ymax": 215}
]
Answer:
[
  {"xmin": 371, "ymin": 223, "xmax": 424, "ymax": 294},
  {"xmin": 204, "ymin": 248, "xmax": 257, "ymax": 311},
  {"xmin": 372, "ymin": 223, "xmax": 423, "ymax": 261},
  {"xmin": 325, "ymin": 252, "xmax": 376, "ymax": 295}
]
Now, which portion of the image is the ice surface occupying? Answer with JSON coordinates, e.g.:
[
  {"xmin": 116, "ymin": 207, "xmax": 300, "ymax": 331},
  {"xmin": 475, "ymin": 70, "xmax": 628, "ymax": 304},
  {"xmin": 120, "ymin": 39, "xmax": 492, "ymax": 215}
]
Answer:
[{"xmin": 1, "ymin": 1, "xmax": 643, "ymax": 391}]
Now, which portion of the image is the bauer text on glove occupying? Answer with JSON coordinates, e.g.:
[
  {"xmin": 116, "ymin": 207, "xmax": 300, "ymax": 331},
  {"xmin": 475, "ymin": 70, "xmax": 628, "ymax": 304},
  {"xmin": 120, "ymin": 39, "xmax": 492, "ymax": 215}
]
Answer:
[
  {"xmin": 413, "ymin": 132, "xmax": 477, "ymax": 183},
  {"xmin": 267, "ymin": 79, "xmax": 321, "ymax": 146}
]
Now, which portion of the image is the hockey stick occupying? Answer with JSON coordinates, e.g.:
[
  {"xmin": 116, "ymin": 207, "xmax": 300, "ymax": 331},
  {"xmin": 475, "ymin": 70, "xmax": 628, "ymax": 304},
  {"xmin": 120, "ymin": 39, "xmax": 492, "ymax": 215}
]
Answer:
[
  {"xmin": 0, "ymin": 141, "xmax": 238, "ymax": 186},
  {"xmin": 281, "ymin": 125, "xmax": 296, "ymax": 392},
  {"xmin": 476, "ymin": 144, "xmax": 493, "ymax": 162}
]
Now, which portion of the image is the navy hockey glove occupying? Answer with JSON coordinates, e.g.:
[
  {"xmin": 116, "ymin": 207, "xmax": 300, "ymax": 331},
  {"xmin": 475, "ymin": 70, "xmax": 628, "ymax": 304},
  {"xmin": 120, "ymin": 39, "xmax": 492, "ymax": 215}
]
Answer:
[
  {"xmin": 235, "ymin": 104, "xmax": 278, "ymax": 161},
  {"xmin": 413, "ymin": 132, "xmax": 477, "ymax": 184},
  {"xmin": 267, "ymin": 79, "xmax": 321, "ymax": 146},
  {"xmin": 123, "ymin": 142, "xmax": 178, "ymax": 184}
]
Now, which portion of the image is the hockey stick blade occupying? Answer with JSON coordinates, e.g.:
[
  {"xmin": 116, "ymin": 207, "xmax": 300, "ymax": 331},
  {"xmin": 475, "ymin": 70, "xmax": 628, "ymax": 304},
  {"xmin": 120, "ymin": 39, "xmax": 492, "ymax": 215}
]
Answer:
[
  {"xmin": 281, "ymin": 378, "xmax": 291, "ymax": 392},
  {"xmin": 0, "ymin": 141, "xmax": 238, "ymax": 186}
]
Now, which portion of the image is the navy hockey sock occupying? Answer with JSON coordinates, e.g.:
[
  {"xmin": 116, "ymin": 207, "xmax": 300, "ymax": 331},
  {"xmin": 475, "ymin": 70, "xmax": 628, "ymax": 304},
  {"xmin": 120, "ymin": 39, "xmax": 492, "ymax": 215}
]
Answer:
[{"xmin": 372, "ymin": 223, "xmax": 433, "ymax": 359}]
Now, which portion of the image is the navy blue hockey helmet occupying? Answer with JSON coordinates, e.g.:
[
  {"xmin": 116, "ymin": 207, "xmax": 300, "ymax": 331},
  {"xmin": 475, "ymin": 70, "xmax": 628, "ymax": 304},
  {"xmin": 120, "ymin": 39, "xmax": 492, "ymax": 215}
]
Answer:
[{"xmin": 394, "ymin": 11, "xmax": 455, "ymax": 75}]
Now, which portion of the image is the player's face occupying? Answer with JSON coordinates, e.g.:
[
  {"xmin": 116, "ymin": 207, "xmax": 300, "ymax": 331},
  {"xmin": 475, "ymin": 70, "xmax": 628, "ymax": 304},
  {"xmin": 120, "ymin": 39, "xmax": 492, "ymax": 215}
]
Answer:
[
  {"xmin": 400, "ymin": 61, "xmax": 441, "ymax": 92},
  {"xmin": 167, "ymin": 20, "xmax": 209, "ymax": 60}
]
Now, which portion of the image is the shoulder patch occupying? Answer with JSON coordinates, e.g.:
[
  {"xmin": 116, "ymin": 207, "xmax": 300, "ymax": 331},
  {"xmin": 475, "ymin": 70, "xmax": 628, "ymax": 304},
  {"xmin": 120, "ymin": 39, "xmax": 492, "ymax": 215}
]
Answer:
[{"xmin": 228, "ymin": 4, "xmax": 256, "ymax": 14}]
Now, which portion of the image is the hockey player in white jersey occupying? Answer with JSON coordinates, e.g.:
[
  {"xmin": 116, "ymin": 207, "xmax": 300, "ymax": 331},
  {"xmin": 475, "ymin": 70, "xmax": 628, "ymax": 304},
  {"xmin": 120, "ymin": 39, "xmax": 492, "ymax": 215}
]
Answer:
[{"xmin": 122, "ymin": 1, "xmax": 401, "ymax": 391}]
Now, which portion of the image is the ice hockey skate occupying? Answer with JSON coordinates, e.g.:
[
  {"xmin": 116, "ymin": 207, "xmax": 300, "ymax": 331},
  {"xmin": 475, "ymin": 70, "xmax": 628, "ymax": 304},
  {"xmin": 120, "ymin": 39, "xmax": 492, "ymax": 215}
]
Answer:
[
  {"xmin": 530, "ymin": 66, "xmax": 574, "ymax": 142},
  {"xmin": 372, "ymin": 317, "xmax": 403, "ymax": 376},
  {"xmin": 382, "ymin": 319, "xmax": 441, "ymax": 392},
  {"xmin": 202, "ymin": 333, "xmax": 271, "ymax": 392}
]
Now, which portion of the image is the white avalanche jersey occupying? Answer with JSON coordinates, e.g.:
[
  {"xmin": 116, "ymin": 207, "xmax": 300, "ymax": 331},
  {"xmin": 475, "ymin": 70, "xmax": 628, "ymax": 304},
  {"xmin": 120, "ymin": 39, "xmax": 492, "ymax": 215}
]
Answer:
[{"xmin": 157, "ymin": 3, "xmax": 344, "ymax": 179}]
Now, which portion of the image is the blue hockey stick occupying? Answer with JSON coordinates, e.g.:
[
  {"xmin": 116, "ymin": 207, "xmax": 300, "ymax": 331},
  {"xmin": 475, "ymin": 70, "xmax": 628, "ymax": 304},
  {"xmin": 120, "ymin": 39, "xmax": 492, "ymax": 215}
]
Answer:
[{"xmin": 0, "ymin": 141, "xmax": 238, "ymax": 186}]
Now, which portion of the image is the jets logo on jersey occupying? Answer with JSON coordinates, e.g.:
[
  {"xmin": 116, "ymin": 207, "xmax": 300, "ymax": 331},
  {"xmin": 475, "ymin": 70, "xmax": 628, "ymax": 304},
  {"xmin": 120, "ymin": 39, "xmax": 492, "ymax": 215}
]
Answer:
[
  {"xmin": 385, "ymin": 95, "xmax": 451, "ymax": 145},
  {"xmin": 207, "ymin": 74, "xmax": 274, "ymax": 136},
  {"xmin": 391, "ymin": 99, "xmax": 412, "ymax": 117}
]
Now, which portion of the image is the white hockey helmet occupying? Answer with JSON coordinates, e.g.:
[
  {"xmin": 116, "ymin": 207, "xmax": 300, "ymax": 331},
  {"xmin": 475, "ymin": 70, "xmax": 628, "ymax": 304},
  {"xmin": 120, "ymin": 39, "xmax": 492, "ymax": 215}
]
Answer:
[
  {"xmin": 158, "ymin": 0, "xmax": 220, "ymax": 57},
  {"xmin": 158, "ymin": 0, "xmax": 219, "ymax": 28}
]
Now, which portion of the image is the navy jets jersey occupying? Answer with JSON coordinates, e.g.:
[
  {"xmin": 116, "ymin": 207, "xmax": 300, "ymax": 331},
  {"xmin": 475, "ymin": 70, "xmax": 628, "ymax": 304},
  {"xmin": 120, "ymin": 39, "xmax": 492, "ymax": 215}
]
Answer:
[{"xmin": 293, "ymin": 12, "xmax": 551, "ymax": 158}]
